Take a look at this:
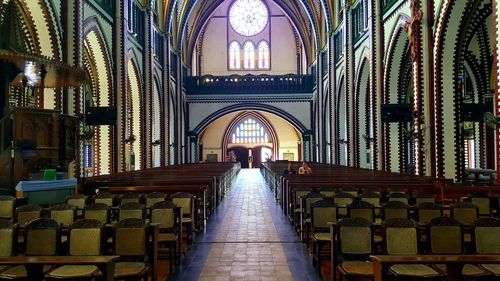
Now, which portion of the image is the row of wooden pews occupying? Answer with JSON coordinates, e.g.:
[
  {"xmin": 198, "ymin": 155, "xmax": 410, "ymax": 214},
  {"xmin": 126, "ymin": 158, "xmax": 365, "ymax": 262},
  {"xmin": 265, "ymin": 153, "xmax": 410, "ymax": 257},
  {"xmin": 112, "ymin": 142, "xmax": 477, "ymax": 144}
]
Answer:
[
  {"xmin": 81, "ymin": 162, "xmax": 240, "ymax": 225},
  {"xmin": 260, "ymin": 161, "xmax": 500, "ymax": 281}
]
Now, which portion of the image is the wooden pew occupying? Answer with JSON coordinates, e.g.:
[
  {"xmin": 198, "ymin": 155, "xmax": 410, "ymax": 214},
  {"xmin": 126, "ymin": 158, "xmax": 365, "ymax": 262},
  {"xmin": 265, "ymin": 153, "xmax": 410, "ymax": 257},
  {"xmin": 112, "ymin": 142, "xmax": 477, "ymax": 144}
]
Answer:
[
  {"xmin": 370, "ymin": 255, "xmax": 500, "ymax": 281},
  {"xmin": 0, "ymin": 256, "xmax": 119, "ymax": 281}
]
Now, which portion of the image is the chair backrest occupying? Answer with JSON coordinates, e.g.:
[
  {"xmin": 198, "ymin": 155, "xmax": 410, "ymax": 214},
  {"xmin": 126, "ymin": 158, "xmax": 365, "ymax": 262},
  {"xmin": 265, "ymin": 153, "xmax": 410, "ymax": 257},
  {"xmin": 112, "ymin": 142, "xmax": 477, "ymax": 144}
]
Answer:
[
  {"xmin": 0, "ymin": 220, "xmax": 16, "ymax": 257},
  {"xmin": 66, "ymin": 194, "xmax": 87, "ymax": 209},
  {"xmin": 382, "ymin": 201, "xmax": 410, "ymax": 220},
  {"xmin": 171, "ymin": 192, "xmax": 194, "ymax": 216},
  {"xmin": 94, "ymin": 192, "xmax": 114, "ymax": 207},
  {"xmin": 415, "ymin": 193, "xmax": 436, "ymax": 206},
  {"xmin": 348, "ymin": 200, "xmax": 374, "ymax": 222},
  {"xmin": 294, "ymin": 188, "xmax": 310, "ymax": 206},
  {"xmin": 388, "ymin": 192, "xmax": 409, "ymax": 205},
  {"xmin": 151, "ymin": 201, "xmax": 176, "ymax": 229},
  {"xmin": 473, "ymin": 217, "xmax": 500, "ymax": 255},
  {"xmin": 470, "ymin": 192, "xmax": 491, "ymax": 216},
  {"xmin": 428, "ymin": 217, "xmax": 463, "ymax": 254},
  {"xmin": 310, "ymin": 199, "xmax": 337, "ymax": 231},
  {"xmin": 119, "ymin": 202, "xmax": 145, "ymax": 220},
  {"xmin": 303, "ymin": 191, "xmax": 325, "ymax": 216},
  {"xmin": 334, "ymin": 192, "xmax": 355, "ymax": 216},
  {"xmin": 337, "ymin": 218, "xmax": 373, "ymax": 259},
  {"xmin": 360, "ymin": 191, "xmax": 381, "ymax": 206},
  {"xmin": 15, "ymin": 204, "xmax": 42, "ymax": 226},
  {"xmin": 452, "ymin": 201, "xmax": 478, "ymax": 226},
  {"xmin": 318, "ymin": 188, "xmax": 336, "ymax": 198},
  {"xmin": 339, "ymin": 187, "xmax": 359, "ymax": 197},
  {"xmin": 68, "ymin": 219, "xmax": 103, "ymax": 256},
  {"xmin": 84, "ymin": 203, "xmax": 110, "ymax": 223},
  {"xmin": 120, "ymin": 192, "xmax": 141, "ymax": 205},
  {"xmin": 0, "ymin": 196, "xmax": 15, "ymax": 219},
  {"xmin": 25, "ymin": 218, "xmax": 60, "ymax": 256},
  {"xmin": 145, "ymin": 192, "xmax": 167, "ymax": 208},
  {"xmin": 363, "ymin": 187, "xmax": 382, "ymax": 195},
  {"xmin": 384, "ymin": 218, "xmax": 418, "ymax": 255},
  {"xmin": 50, "ymin": 204, "xmax": 76, "ymax": 227},
  {"xmin": 416, "ymin": 202, "xmax": 443, "ymax": 225},
  {"xmin": 115, "ymin": 218, "xmax": 148, "ymax": 257}
]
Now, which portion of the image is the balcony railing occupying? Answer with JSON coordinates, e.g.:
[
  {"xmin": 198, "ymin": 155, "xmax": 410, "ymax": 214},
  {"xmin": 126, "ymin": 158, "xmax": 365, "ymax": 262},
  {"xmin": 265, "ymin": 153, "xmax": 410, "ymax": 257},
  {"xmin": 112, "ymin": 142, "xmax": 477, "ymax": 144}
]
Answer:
[{"xmin": 185, "ymin": 74, "xmax": 314, "ymax": 95}]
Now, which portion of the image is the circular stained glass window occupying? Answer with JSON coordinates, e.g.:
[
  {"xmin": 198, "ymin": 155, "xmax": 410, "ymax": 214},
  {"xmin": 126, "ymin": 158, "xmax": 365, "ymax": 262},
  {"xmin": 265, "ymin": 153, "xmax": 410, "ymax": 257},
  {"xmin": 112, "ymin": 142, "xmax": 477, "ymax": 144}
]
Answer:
[{"xmin": 229, "ymin": 0, "xmax": 268, "ymax": 37}]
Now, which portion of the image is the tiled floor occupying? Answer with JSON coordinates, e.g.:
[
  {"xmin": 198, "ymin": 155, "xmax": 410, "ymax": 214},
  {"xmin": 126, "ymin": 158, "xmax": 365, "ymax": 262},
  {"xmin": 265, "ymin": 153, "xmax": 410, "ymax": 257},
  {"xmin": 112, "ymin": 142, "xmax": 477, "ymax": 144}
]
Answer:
[{"xmin": 167, "ymin": 169, "xmax": 321, "ymax": 281}]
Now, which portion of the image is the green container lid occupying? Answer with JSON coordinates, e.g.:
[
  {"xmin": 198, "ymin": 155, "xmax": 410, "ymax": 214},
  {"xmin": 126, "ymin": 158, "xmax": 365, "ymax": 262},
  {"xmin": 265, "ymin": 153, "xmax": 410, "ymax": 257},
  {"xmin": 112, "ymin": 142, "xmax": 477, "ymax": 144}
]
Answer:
[{"xmin": 43, "ymin": 169, "xmax": 57, "ymax": 181}]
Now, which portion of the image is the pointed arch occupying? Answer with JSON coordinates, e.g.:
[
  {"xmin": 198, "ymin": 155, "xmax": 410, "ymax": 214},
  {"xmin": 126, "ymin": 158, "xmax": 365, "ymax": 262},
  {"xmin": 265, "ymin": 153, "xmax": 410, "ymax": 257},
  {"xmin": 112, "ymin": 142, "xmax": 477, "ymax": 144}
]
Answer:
[
  {"xmin": 228, "ymin": 41, "xmax": 241, "ymax": 69},
  {"xmin": 83, "ymin": 18, "xmax": 115, "ymax": 176},
  {"xmin": 243, "ymin": 41, "xmax": 255, "ymax": 69},
  {"xmin": 257, "ymin": 40, "xmax": 270, "ymax": 69},
  {"xmin": 355, "ymin": 57, "xmax": 371, "ymax": 169},
  {"xmin": 222, "ymin": 111, "xmax": 279, "ymax": 161},
  {"xmin": 125, "ymin": 57, "xmax": 143, "ymax": 171}
]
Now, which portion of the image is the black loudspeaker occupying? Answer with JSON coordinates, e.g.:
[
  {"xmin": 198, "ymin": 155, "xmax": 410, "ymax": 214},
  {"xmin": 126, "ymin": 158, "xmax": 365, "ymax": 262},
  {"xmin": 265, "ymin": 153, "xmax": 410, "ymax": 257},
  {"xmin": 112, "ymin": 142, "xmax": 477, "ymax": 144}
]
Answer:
[
  {"xmin": 381, "ymin": 104, "xmax": 412, "ymax": 123},
  {"xmin": 85, "ymin": 107, "xmax": 117, "ymax": 125},
  {"xmin": 462, "ymin": 103, "xmax": 491, "ymax": 122}
]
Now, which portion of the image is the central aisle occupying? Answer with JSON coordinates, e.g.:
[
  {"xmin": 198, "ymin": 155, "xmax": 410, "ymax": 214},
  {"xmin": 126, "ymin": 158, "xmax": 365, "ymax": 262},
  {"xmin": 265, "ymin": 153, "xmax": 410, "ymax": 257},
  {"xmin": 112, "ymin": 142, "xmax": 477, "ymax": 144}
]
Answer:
[{"xmin": 168, "ymin": 169, "xmax": 321, "ymax": 281}]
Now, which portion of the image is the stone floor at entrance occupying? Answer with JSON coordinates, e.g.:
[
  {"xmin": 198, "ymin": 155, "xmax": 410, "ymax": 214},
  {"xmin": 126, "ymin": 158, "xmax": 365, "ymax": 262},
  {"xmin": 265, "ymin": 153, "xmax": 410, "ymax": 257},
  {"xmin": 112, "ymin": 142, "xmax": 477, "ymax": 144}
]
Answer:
[{"xmin": 167, "ymin": 169, "xmax": 322, "ymax": 281}]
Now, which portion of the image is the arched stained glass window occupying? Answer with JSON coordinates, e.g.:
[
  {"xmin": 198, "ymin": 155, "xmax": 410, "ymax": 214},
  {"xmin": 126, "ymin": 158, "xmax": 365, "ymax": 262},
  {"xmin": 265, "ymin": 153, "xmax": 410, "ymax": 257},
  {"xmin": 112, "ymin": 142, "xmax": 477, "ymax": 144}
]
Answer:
[
  {"xmin": 243, "ymin": 41, "xmax": 255, "ymax": 69},
  {"xmin": 229, "ymin": 41, "xmax": 241, "ymax": 69},
  {"xmin": 231, "ymin": 118, "xmax": 269, "ymax": 144},
  {"xmin": 229, "ymin": 0, "xmax": 268, "ymax": 37},
  {"xmin": 257, "ymin": 41, "xmax": 269, "ymax": 69}
]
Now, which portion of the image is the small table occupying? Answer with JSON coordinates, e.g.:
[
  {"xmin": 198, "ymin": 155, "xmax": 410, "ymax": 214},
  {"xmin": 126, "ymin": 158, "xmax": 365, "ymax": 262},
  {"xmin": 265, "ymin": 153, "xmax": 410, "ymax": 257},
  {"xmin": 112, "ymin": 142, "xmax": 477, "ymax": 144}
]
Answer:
[
  {"xmin": 0, "ymin": 256, "xmax": 119, "ymax": 281},
  {"xmin": 370, "ymin": 255, "xmax": 500, "ymax": 281}
]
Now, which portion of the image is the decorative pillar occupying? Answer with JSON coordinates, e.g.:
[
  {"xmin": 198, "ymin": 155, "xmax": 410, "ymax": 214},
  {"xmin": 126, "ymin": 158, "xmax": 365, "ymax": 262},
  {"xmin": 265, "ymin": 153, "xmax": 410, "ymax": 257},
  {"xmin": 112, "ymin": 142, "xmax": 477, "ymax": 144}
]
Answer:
[
  {"xmin": 144, "ymin": 4, "xmax": 153, "ymax": 168},
  {"xmin": 328, "ymin": 32, "xmax": 336, "ymax": 164},
  {"xmin": 343, "ymin": 1, "xmax": 355, "ymax": 167},
  {"xmin": 369, "ymin": 0, "xmax": 384, "ymax": 170},
  {"xmin": 492, "ymin": 0, "xmax": 500, "ymax": 185},
  {"xmin": 115, "ymin": 0, "xmax": 127, "ymax": 172}
]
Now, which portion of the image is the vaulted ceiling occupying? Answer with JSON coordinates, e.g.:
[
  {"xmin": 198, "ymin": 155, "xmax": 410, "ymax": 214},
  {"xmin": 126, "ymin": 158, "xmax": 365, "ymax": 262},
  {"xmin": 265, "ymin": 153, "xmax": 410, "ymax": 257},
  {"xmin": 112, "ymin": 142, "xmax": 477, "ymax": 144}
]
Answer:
[{"xmin": 156, "ymin": 0, "xmax": 332, "ymax": 65}]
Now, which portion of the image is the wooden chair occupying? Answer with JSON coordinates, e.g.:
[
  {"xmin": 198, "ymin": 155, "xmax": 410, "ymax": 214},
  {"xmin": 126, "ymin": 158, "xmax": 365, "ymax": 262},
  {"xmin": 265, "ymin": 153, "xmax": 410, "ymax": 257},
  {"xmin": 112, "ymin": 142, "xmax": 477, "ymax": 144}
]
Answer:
[
  {"xmin": 382, "ymin": 218, "xmax": 442, "ymax": 279},
  {"xmin": 360, "ymin": 191, "xmax": 381, "ymax": 217},
  {"xmin": 145, "ymin": 192, "xmax": 167, "ymax": 209},
  {"xmin": 120, "ymin": 192, "xmax": 141, "ymax": 205},
  {"xmin": 301, "ymin": 191, "xmax": 324, "ymax": 242},
  {"xmin": 469, "ymin": 192, "xmax": 491, "ymax": 217},
  {"xmin": 83, "ymin": 203, "xmax": 110, "ymax": 224},
  {"xmin": 414, "ymin": 193, "xmax": 436, "ymax": 206},
  {"xmin": 416, "ymin": 202, "xmax": 443, "ymax": 225},
  {"xmin": 333, "ymin": 191, "xmax": 355, "ymax": 217},
  {"xmin": 50, "ymin": 204, "xmax": 76, "ymax": 228},
  {"xmin": 427, "ymin": 217, "xmax": 488, "ymax": 277},
  {"xmin": 318, "ymin": 187, "xmax": 336, "ymax": 198},
  {"xmin": 94, "ymin": 192, "xmax": 114, "ymax": 207},
  {"xmin": 348, "ymin": 200, "xmax": 375, "ymax": 223},
  {"xmin": 65, "ymin": 194, "xmax": 86, "ymax": 217},
  {"xmin": 473, "ymin": 217, "xmax": 500, "ymax": 276},
  {"xmin": 0, "ymin": 218, "xmax": 61, "ymax": 279},
  {"xmin": 45, "ymin": 219, "xmax": 104, "ymax": 280},
  {"xmin": 150, "ymin": 201, "xmax": 179, "ymax": 272},
  {"xmin": 171, "ymin": 192, "xmax": 195, "ymax": 245},
  {"xmin": 118, "ymin": 202, "xmax": 145, "ymax": 221},
  {"xmin": 15, "ymin": 205, "xmax": 42, "ymax": 227},
  {"xmin": 0, "ymin": 196, "xmax": 15, "ymax": 220},
  {"xmin": 0, "ymin": 220, "xmax": 17, "ymax": 273},
  {"xmin": 451, "ymin": 201, "xmax": 478, "ymax": 226},
  {"xmin": 335, "ymin": 217, "xmax": 374, "ymax": 280},
  {"xmin": 388, "ymin": 192, "xmax": 410, "ymax": 205},
  {"xmin": 113, "ymin": 218, "xmax": 150, "ymax": 280},
  {"xmin": 382, "ymin": 201, "xmax": 410, "ymax": 221},
  {"xmin": 310, "ymin": 199, "xmax": 336, "ymax": 272}
]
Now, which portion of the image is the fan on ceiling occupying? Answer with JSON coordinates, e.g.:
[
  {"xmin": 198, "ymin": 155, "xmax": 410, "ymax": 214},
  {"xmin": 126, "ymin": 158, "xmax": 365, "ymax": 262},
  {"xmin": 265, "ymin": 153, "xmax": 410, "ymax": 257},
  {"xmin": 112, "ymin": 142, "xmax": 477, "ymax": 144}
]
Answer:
[{"xmin": 483, "ymin": 111, "xmax": 500, "ymax": 128}]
